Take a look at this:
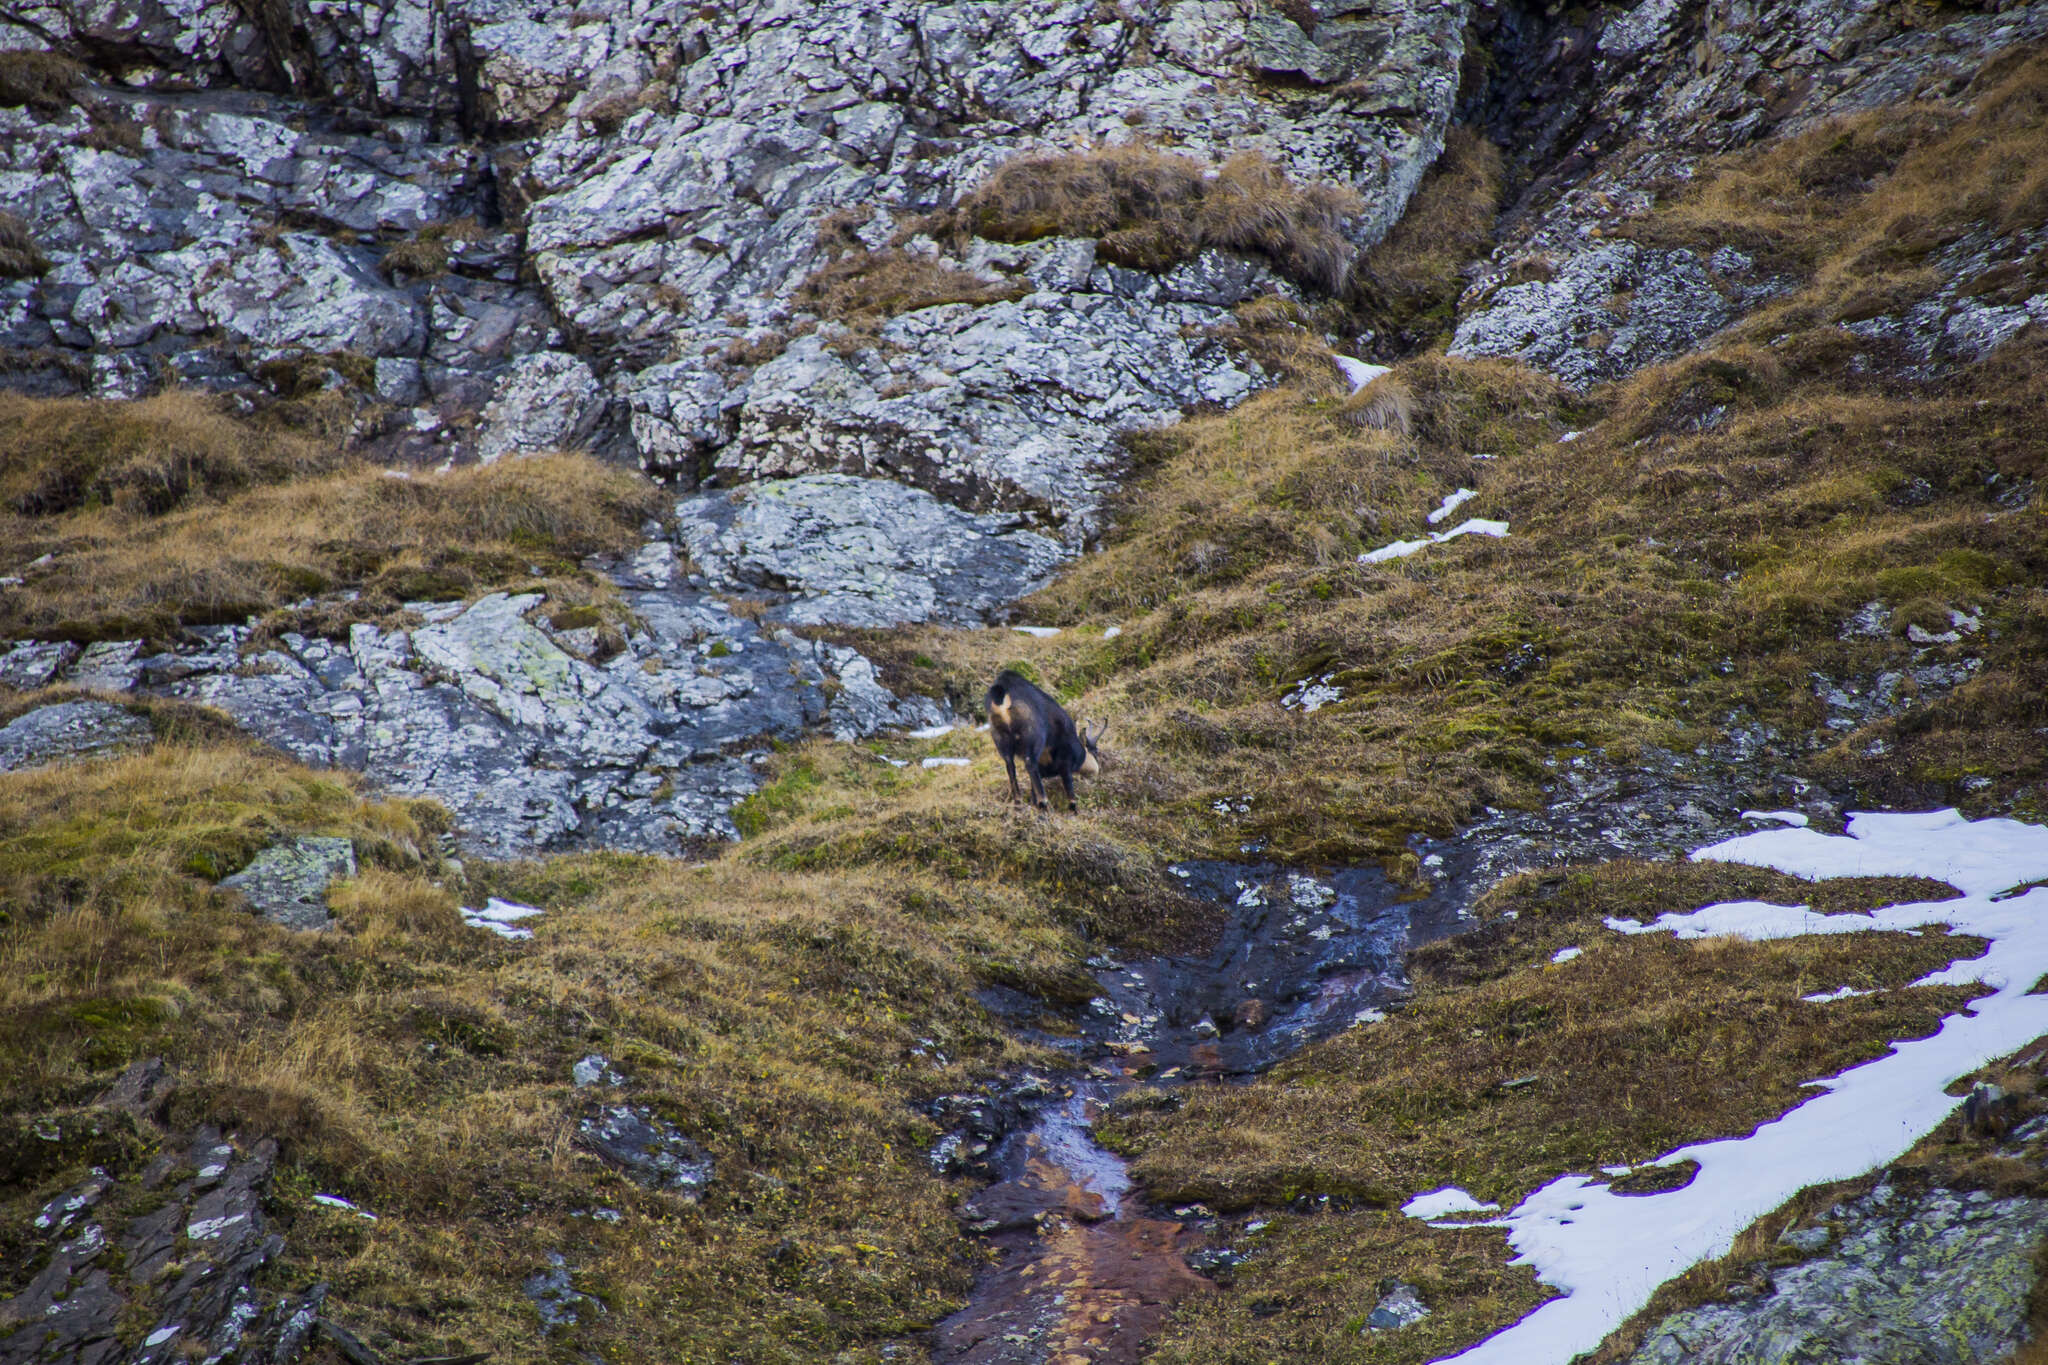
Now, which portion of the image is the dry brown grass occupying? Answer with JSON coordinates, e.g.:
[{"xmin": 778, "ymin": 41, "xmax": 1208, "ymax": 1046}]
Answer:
[
  {"xmin": 0, "ymin": 50, "xmax": 79, "ymax": 112},
  {"xmin": 1353, "ymin": 126, "xmax": 1505, "ymax": 343},
  {"xmin": 378, "ymin": 217, "xmax": 485, "ymax": 281},
  {"xmin": 0, "ymin": 727, "xmax": 1156, "ymax": 1362},
  {"xmin": 792, "ymin": 246, "xmax": 1027, "ymax": 322},
  {"xmin": 935, "ymin": 144, "xmax": 1365, "ymax": 293},
  {"xmin": 0, "ymin": 211, "xmax": 50, "ymax": 279},
  {"xmin": 0, "ymin": 391, "xmax": 663, "ymax": 640},
  {"xmin": 0, "ymin": 389, "xmax": 338, "ymax": 517}
]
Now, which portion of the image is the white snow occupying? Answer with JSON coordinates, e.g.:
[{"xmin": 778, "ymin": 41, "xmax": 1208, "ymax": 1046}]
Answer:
[
  {"xmin": 1359, "ymin": 518, "xmax": 1510, "ymax": 564},
  {"xmin": 1550, "ymin": 947, "xmax": 1583, "ymax": 964},
  {"xmin": 145, "ymin": 1327, "xmax": 180, "ymax": 1347},
  {"xmin": 1801, "ymin": 986, "xmax": 1876, "ymax": 1003},
  {"xmin": 1334, "ymin": 356, "xmax": 1392, "ymax": 392},
  {"xmin": 312, "ymin": 1194, "xmax": 377, "ymax": 1220},
  {"xmin": 905, "ymin": 723, "xmax": 956, "ymax": 739},
  {"xmin": 1429, "ymin": 488, "xmax": 1480, "ymax": 525},
  {"xmin": 1010, "ymin": 625, "xmax": 1062, "ymax": 637},
  {"xmin": 1424, "ymin": 809, "xmax": 2048, "ymax": 1365},
  {"xmin": 1558, "ymin": 430, "xmax": 1583, "ymax": 443},
  {"xmin": 1403, "ymin": 1187, "xmax": 1501, "ymax": 1220},
  {"xmin": 921, "ymin": 756, "xmax": 972, "ymax": 768},
  {"xmin": 462, "ymin": 897, "xmax": 545, "ymax": 941},
  {"xmin": 1740, "ymin": 809, "xmax": 1811, "ymax": 827},
  {"xmin": 1104, "ymin": 626, "xmax": 1123, "ymax": 639}
]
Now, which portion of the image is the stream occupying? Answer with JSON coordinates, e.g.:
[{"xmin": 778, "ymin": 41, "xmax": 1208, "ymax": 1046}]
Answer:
[{"xmin": 928, "ymin": 846, "xmax": 1488, "ymax": 1364}]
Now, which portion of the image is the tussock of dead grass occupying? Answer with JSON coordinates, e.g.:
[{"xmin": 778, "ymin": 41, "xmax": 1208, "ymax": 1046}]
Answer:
[
  {"xmin": 0, "ymin": 393, "xmax": 662, "ymax": 640},
  {"xmin": 934, "ymin": 144, "xmax": 1364, "ymax": 293},
  {"xmin": 0, "ymin": 211, "xmax": 48, "ymax": 279},
  {"xmin": 793, "ymin": 247, "xmax": 1027, "ymax": 322}
]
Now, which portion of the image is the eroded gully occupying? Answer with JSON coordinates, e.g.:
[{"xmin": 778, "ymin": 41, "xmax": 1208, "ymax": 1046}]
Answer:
[{"xmin": 924, "ymin": 846, "xmax": 1489, "ymax": 1365}]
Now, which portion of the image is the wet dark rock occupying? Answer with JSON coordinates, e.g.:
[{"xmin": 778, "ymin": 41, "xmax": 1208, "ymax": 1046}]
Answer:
[
  {"xmin": 0, "ymin": 701, "xmax": 153, "ymax": 773},
  {"xmin": 0, "ymin": 1093, "xmax": 328, "ymax": 1365},
  {"xmin": 218, "ymin": 836, "xmax": 357, "ymax": 932},
  {"xmin": 523, "ymin": 1252, "xmax": 594, "ymax": 1330},
  {"xmin": 576, "ymin": 1105, "xmax": 712, "ymax": 1197}
]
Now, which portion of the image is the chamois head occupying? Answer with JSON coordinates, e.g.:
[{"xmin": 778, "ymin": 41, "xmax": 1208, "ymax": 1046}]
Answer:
[{"xmin": 1077, "ymin": 718, "xmax": 1108, "ymax": 776}]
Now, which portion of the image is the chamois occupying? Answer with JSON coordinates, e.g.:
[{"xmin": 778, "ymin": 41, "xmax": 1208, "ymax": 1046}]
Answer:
[{"xmin": 985, "ymin": 670, "xmax": 1106, "ymax": 812}]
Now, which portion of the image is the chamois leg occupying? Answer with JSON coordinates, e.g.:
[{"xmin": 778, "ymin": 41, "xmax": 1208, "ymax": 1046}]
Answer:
[
  {"xmin": 1027, "ymin": 764, "xmax": 1050, "ymax": 811},
  {"xmin": 1060, "ymin": 771, "xmax": 1077, "ymax": 812},
  {"xmin": 1003, "ymin": 752, "xmax": 1022, "ymax": 803}
]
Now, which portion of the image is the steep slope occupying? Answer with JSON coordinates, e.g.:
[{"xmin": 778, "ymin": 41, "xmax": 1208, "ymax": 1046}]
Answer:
[{"xmin": 1, "ymin": 2, "xmax": 2047, "ymax": 1365}]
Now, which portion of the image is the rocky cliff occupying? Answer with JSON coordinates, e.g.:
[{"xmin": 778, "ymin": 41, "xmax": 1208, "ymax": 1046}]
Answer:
[{"xmin": 1, "ymin": 1, "xmax": 2046, "ymax": 1363}]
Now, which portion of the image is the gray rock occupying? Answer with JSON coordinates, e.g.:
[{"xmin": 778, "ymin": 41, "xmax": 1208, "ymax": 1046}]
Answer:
[
  {"xmin": 577, "ymin": 1104, "xmax": 713, "ymax": 1196},
  {"xmin": 218, "ymin": 836, "xmax": 357, "ymax": 931},
  {"xmin": 0, "ymin": 700, "xmax": 153, "ymax": 772},
  {"xmin": 1449, "ymin": 242, "xmax": 1767, "ymax": 390},
  {"xmin": 1627, "ymin": 1185, "xmax": 2048, "ymax": 1364},
  {"xmin": 675, "ymin": 474, "xmax": 1067, "ymax": 627},
  {"xmin": 0, "ymin": 640, "xmax": 80, "ymax": 690},
  {"xmin": 1366, "ymin": 1281, "xmax": 1431, "ymax": 1331}
]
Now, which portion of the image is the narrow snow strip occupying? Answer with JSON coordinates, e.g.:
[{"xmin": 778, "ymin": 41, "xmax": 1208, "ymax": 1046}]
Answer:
[
  {"xmin": 1429, "ymin": 488, "xmax": 1480, "ymax": 525},
  {"xmin": 1404, "ymin": 1187, "xmax": 1501, "ymax": 1220},
  {"xmin": 1359, "ymin": 518, "xmax": 1510, "ymax": 565},
  {"xmin": 904, "ymin": 723, "xmax": 956, "ymax": 739},
  {"xmin": 312, "ymin": 1194, "xmax": 377, "ymax": 1220},
  {"xmin": 1428, "ymin": 809, "xmax": 2048, "ymax": 1365},
  {"xmin": 1550, "ymin": 947, "xmax": 1583, "ymax": 964},
  {"xmin": 1802, "ymin": 986, "xmax": 1876, "ymax": 1003},
  {"xmin": 1010, "ymin": 625, "xmax": 1062, "ymax": 637},
  {"xmin": 1334, "ymin": 356, "xmax": 1392, "ymax": 392},
  {"xmin": 921, "ymin": 757, "xmax": 972, "ymax": 769},
  {"xmin": 1740, "ymin": 809, "xmax": 1810, "ymax": 827}
]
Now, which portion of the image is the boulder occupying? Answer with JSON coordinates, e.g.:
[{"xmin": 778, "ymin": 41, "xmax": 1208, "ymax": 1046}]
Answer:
[
  {"xmin": 0, "ymin": 700, "xmax": 153, "ymax": 772},
  {"xmin": 218, "ymin": 836, "xmax": 357, "ymax": 931}
]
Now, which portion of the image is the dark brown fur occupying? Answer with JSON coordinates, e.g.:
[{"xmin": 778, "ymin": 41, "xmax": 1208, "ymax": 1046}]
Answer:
[{"xmin": 986, "ymin": 670, "xmax": 1105, "ymax": 812}]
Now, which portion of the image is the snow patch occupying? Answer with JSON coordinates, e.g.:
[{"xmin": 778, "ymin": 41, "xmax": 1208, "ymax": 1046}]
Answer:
[
  {"xmin": 1428, "ymin": 488, "xmax": 1479, "ymax": 525},
  {"xmin": 1359, "ymin": 519, "xmax": 1510, "ymax": 565},
  {"xmin": 1550, "ymin": 947, "xmax": 1583, "ymax": 964},
  {"xmin": 921, "ymin": 756, "xmax": 972, "ymax": 768},
  {"xmin": 1335, "ymin": 356, "xmax": 1392, "ymax": 392},
  {"xmin": 1403, "ymin": 1187, "xmax": 1502, "ymax": 1220},
  {"xmin": 463, "ymin": 896, "xmax": 545, "ymax": 941},
  {"xmin": 1801, "ymin": 986, "xmax": 1876, "ymax": 1004},
  {"xmin": 1010, "ymin": 625, "xmax": 1061, "ymax": 637},
  {"xmin": 904, "ymin": 723, "xmax": 956, "ymax": 739},
  {"xmin": 1740, "ymin": 809, "xmax": 1810, "ymax": 827},
  {"xmin": 1427, "ymin": 809, "xmax": 2048, "ymax": 1365}
]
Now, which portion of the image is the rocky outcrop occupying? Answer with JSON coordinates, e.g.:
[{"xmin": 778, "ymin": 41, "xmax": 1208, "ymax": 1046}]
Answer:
[
  {"xmin": 1, "ymin": 0, "xmax": 1469, "ymax": 531},
  {"xmin": 675, "ymin": 473, "xmax": 1067, "ymax": 628},
  {"xmin": 0, "ymin": 546, "xmax": 946, "ymax": 857},
  {"xmin": 1627, "ymin": 1183, "xmax": 2048, "ymax": 1364},
  {"xmin": 1448, "ymin": 0, "xmax": 2048, "ymax": 387},
  {"xmin": 0, "ymin": 1062, "xmax": 327, "ymax": 1365}
]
